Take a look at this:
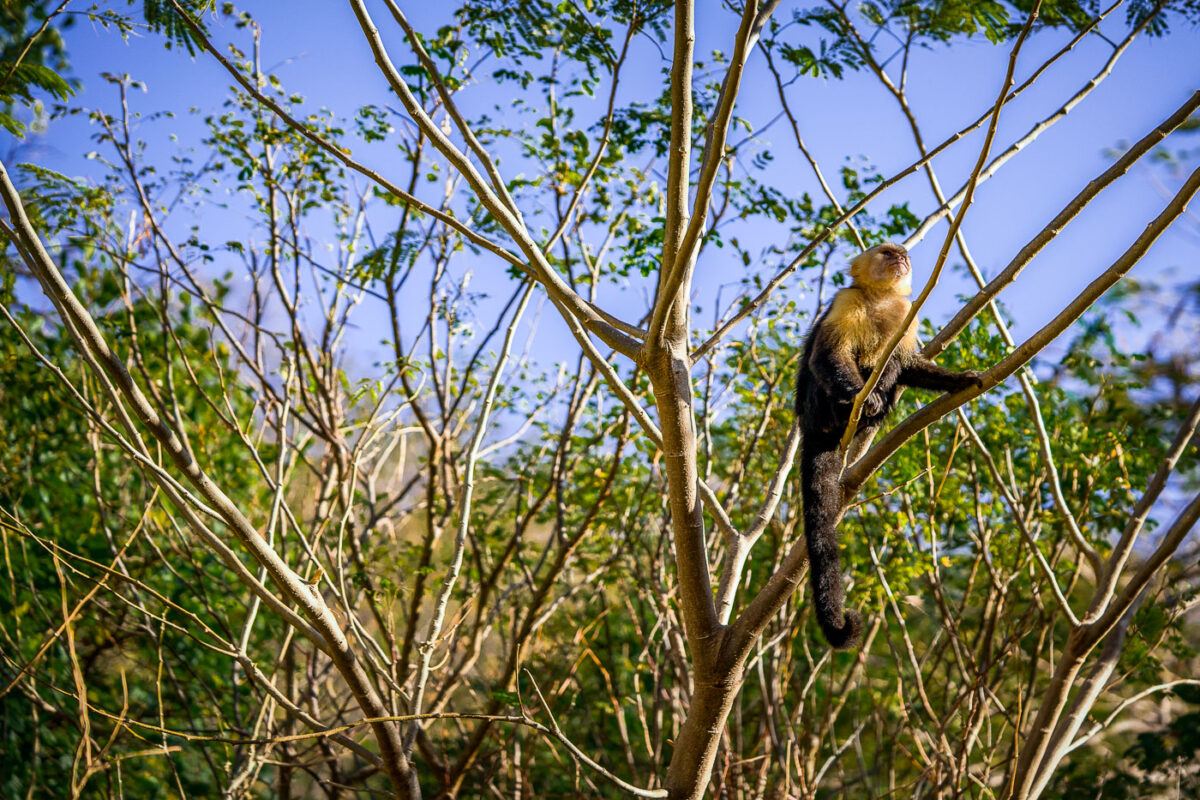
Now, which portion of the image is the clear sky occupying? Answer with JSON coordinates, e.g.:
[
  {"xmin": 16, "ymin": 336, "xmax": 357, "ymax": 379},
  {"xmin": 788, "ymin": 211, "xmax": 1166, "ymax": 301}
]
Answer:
[{"xmin": 16, "ymin": 2, "xmax": 1200, "ymax": 378}]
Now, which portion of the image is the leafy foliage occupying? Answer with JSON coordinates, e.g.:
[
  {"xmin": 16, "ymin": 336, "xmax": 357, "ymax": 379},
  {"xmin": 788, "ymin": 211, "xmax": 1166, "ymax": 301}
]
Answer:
[
  {"xmin": 0, "ymin": 0, "xmax": 73, "ymax": 135},
  {"xmin": 2, "ymin": 0, "xmax": 1199, "ymax": 797}
]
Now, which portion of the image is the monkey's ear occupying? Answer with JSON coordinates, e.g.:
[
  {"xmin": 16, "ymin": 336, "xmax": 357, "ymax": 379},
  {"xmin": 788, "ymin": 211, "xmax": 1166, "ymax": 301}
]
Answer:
[{"xmin": 849, "ymin": 251, "xmax": 870, "ymax": 282}]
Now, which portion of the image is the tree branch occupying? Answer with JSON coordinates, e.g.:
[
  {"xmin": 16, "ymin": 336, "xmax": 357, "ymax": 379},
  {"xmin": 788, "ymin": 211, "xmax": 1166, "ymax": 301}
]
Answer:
[{"xmin": 847, "ymin": 163, "xmax": 1200, "ymax": 493}]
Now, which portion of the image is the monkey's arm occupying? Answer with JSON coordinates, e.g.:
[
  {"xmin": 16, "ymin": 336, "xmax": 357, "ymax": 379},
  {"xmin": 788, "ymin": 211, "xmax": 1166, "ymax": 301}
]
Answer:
[
  {"xmin": 809, "ymin": 340, "xmax": 892, "ymax": 417},
  {"xmin": 899, "ymin": 356, "xmax": 982, "ymax": 393},
  {"xmin": 808, "ymin": 338, "xmax": 864, "ymax": 401}
]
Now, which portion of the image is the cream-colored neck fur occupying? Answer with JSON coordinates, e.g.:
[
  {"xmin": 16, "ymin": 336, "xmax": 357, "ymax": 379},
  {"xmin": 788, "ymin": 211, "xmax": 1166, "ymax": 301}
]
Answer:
[{"xmin": 825, "ymin": 283, "xmax": 919, "ymax": 369}]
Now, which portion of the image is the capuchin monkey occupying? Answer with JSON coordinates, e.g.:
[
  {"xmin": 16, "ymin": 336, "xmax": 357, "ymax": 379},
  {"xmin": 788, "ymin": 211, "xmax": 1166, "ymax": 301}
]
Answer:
[{"xmin": 795, "ymin": 243, "xmax": 981, "ymax": 649}]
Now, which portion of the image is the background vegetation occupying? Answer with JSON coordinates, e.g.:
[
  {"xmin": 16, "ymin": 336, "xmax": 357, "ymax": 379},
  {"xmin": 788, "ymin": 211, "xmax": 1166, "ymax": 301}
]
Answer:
[{"xmin": 2, "ymin": 1, "xmax": 1199, "ymax": 798}]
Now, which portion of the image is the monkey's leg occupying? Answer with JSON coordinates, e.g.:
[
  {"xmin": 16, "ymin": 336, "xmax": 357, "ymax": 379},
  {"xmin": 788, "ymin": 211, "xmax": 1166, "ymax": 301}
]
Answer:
[{"xmin": 859, "ymin": 359, "xmax": 903, "ymax": 420}]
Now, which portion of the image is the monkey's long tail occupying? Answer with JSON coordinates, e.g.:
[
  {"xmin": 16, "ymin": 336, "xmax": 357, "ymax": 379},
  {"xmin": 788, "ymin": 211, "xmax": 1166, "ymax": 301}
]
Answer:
[{"xmin": 800, "ymin": 445, "xmax": 863, "ymax": 650}]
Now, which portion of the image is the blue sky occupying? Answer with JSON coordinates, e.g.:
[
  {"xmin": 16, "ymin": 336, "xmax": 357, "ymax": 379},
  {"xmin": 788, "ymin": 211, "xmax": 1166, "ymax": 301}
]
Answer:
[{"xmin": 16, "ymin": 2, "xmax": 1200, "ymax": 378}]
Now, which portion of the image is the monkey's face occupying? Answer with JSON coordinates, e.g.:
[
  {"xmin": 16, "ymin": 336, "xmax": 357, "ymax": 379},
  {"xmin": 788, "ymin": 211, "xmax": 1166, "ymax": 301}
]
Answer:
[{"xmin": 850, "ymin": 244, "xmax": 912, "ymax": 294}]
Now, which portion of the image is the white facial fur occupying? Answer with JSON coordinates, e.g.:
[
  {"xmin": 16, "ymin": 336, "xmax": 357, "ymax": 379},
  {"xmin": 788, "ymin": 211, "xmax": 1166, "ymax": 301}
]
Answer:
[
  {"xmin": 875, "ymin": 249, "xmax": 912, "ymax": 295},
  {"xmin": 851, "ymin": 244, "xmax": 912, "ymax": 294}
]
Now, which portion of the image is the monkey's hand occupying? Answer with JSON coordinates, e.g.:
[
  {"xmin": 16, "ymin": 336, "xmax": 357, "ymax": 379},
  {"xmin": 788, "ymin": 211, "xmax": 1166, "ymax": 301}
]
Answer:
[
  {"xmin": 862, "ymin": 391, "xmax": 886, "ymax": 416},
  {"xmin": 962, "ymin": 370, "xmax": 985, "ymax": 390}
]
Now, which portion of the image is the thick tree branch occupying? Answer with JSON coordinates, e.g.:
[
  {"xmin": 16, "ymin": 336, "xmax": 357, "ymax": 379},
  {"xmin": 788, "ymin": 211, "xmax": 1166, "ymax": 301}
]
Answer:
[
  {"xmin": 655, "ymin": 0, "xmax": 695, "ymax": 342},
  {"xmin": 651, "ymin": 0, "xmax": 780, "ymax": 343}
]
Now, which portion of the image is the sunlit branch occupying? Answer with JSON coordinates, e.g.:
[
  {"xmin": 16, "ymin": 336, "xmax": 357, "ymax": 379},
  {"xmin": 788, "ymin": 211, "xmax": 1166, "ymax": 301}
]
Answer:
[
  {"xmin": 405, "ymin": 282, "xmax": 534, "ymax": 753},
  {"xmin": 902, "ymin": 0, "xmax": 1163, "ymax": 251},
  {"xmin": 838, "ymin": 1, "xmax": 1043, "ymax": 455},
  {"xmin": 689, "ymin": 0, "xmax": 1123, "ymax": 363},
  {"xmin": 927, "ymin": 90, "xmax": 1200, "ymax": 356},
  {"xmin": 1086, "ymin": 394, "xmax": 1200, "ymax": 621},
  {"xmin": 168, "ymin": 0, "xmax": 523, "ymax": 274},
  {"xmin": 345, "ymin": 0, "xmax": 640, "ymax": 358},
  {"xmin": 656, "ymin": 0, "xmax": 695, "ymax": 336},
  {"xmin": 714, "ymin": 419, "xmax": 801, "ymax": 624},
  {"xmin": 651, "ymin": 0, "xmax": 780, "ymax": 343},
  {"xmin": 848, "ymin": 163, "xmax": 1200, "ymax": 493}
]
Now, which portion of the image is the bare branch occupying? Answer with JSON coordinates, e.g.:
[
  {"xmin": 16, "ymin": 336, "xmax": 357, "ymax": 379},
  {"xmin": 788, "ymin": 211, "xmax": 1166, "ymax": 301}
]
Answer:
[
  {"xmin": 651, "ymin": 0, "xmax": 780, "ymax": 343},
  {"xmin": 656, "ymin": 0, "xmax": 695, "ymax": 343},
  {"xmin": 166, "ymin": 0, "xmax": 521, "ymax": 273},
  {"xmin": 903, "ymin": 1, "xmax": 1164, "ymax": 251},
  {"xmin": 0, "ymin": 158, "xmax": 422, "ymax": 800},
  {"xmin": 1086, "ymin": 393, "xmax": 1200, "ymax": 621},
  {"xmin": 688, "ymin": 0, "xmax": 1127, "ymax": 363},
  {"xmin": 344, "ymin": 0, "xmax": 640, "ymax": 359}
]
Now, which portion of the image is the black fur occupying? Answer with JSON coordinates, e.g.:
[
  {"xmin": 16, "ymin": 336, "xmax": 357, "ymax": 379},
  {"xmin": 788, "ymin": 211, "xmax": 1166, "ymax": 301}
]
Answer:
[{"xmin": 795, "ymin": 306, "xmax": 979, "ymax": 650}]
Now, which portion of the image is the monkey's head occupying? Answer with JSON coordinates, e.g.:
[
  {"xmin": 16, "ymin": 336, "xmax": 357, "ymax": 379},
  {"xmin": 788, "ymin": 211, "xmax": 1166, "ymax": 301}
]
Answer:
[{"xmin": 849, "ymin": 243, "xmax": 912, "ymax": 295}]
